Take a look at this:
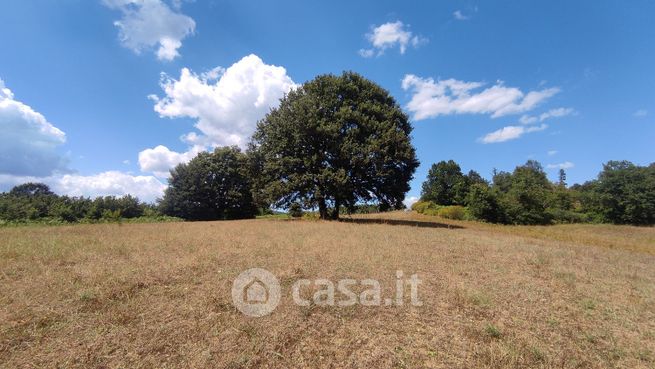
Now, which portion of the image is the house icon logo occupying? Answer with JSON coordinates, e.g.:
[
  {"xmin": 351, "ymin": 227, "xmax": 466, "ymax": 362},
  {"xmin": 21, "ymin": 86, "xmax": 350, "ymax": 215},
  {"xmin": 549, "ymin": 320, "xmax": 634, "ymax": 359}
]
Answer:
[{"xmin": 231, "ymin": 268, "xmax": 281, "ymax": 317}]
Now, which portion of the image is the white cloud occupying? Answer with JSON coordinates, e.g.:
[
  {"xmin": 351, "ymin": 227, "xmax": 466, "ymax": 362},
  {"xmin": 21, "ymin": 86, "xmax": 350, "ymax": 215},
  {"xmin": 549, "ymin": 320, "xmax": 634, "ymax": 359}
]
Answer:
[
  {"xmin": 519, "ymin": 115, "xmax": 538, "ymax": 124},
  {"xmin": 361, "ymin": 21, "xmax": 426, "ymax": 57},
  {"xmin": 479, "ymin": 124, "xmax": 548, "ymax": 144},
  {"xmin": 540, "ymin": 107, "xmax": 574, "ymax": 120},
  {"xmin": 547, "ymin": 150, "xmax": 558, "ymax": 156},
  {"xmin": 0, "ymin": 171, "xmax": 166, "ymax": 202},
  {"xmin": 520, "ymin": 107, "xmax": 574, "ymax": 124},
  {"xmin": 150, "ymin": 54, "xmax": 297, "ymax": 149},
  {"xmin": 138, "ymin": 144, "xmax": 204, "ymax": 177},
  {"xmin": 0, "ymin": 78, "xmax": 69, "ymax": 177},
  {"xmin": 401, "ymin": 74, "xmax": 559, "ymax": 120},
  {"xmin": 103, "ymin": 0, "xmax": 195, "ymax": 61},
  {"xmin": 634, "ymin": 109, "xmax": 648, "ymax": 117},
  {"xmin": 403, "ymin": 196, "xmax": 419, "ymax": 209},
  {"xmin": 546, "ymin": 162, "xmax": 574, "ymax": 170},
  {"xmin": 453, "ymin": 10, "xmax": 469, "ymax": 20},
  {"xmin": 54, "ymin": 171, "xmax": 166, "ymax": 202}
]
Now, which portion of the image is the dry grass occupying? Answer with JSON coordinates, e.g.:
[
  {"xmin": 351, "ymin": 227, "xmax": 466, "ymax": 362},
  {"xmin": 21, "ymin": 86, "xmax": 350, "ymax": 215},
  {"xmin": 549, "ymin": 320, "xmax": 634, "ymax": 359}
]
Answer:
[
  {"xmin": 356, "ymin": 211, "xmax": 655, "ymax": 255},
  {"xmin": 1, "ymin": 215, "xmax": 654, "ymax": 368}
]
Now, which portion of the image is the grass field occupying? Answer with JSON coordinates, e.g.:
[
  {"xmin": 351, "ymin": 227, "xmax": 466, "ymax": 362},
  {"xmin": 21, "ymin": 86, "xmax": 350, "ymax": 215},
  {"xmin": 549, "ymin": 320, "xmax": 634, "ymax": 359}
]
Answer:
[{"xmin": 1, "ymin": 213, "xmax": 654, "ymax": 368}]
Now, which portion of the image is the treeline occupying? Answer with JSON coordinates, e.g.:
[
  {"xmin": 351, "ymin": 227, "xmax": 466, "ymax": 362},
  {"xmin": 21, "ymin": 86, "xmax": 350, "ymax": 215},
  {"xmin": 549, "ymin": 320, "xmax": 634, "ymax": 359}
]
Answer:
[
  {"xmin": 0, "ymin": 183, "xmax": 173, "ymax": 224},
  {"xmin": 413, "ymin": 159, "xmax": 655, "ymax": 225},
  {"xmin": 3, "ymin": 72, "xmax": 652, "ymax": 226}
]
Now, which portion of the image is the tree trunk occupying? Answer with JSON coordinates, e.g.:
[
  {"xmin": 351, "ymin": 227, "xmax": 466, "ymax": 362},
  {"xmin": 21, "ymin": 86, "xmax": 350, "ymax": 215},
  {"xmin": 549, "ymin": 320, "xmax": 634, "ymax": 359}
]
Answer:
[
  {"xmin": 318, "ymin": 198, "xmax": 329, "ymax": 220},
  {"xmin": 331, "ymin": 199, "xmax": 341, "ymax": 220}
]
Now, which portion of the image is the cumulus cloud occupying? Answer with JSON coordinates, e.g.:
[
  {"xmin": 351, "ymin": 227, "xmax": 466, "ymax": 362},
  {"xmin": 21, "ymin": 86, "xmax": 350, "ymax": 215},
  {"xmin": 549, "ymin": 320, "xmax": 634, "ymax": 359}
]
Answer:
[
  {"xmin": 547, "ymin": 150, "xmax": 558, "ymax": 156},
  {"xmin": 0, "ymin": 78, "xmax": 69, "ymax": 177},
  {"xmin": 479, "ymin": 124, "xmax": 548, "ymax": 144},
  {"xmin": 0, "ymin": 171, "xmax": 166, "ymax": 202},
  {"xmin": 54, "ymin": 171, "xmax": 166, "ymax": 202},
  {"xmin": 359, "ymin": 21, "xmax": 426, "ymax": 57},
  {"xmin": 401, "ymin": 74, "xmax": 559, "ymax": 120},
  {"xmin": 150, "ymin": 54, "xmax": 296, "ymax": 148},
  {"xmin": 103, "ymin": 0, "xmax": 195, "ymax": 61},
  {"xmin": 138, "ymin": 144, "xmax": 203, "ymax": 177},
  {"xmin": 141, "ymin": 54, "xmax": 296, "ymax": 176},
  {"xmin": 546, "ymin": 162, "xmax": 574, "ymax": 170},
  {"xmin": 0, "ymin": 80, "xmax": 166, "ymax": 202},
  {"xmin": 520, "ymin": 107, "xmax": 574, "ymax": 124}
]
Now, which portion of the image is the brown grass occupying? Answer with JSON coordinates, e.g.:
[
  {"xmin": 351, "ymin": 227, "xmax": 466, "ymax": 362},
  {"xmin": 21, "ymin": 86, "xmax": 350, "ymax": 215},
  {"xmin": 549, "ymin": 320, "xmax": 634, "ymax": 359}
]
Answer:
[{"xmin": 1, "ymin": 214, "xmax": 654, "ymax": 368}]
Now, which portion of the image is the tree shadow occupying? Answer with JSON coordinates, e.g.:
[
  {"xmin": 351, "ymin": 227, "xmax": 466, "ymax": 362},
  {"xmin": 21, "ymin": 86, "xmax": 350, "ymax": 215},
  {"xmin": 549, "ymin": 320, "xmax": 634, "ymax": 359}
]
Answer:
[{"xmin": 338, "ymin": 217, "xmax": 464, "ymax": 229}]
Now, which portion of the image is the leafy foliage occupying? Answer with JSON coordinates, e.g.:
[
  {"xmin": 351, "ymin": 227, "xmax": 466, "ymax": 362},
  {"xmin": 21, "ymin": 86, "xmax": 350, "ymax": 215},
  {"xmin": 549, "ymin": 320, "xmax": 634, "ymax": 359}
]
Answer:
[
  {"xmin": 466, "ymin": 183, "xmax": 503, "ymax": 223},
  {"xmin": 159, "ymin": 146, "xmax": 257, "ymax": 221},
  {"xmin": 437, "ymin": 205, "xmax": 466, "ymax": 220},
  {"xmin": 586, "ymin": 161, "xmax": 655, "ymax": 225},
  {"xmin": 418, "ymin": 159, "xmax": 655, "ymax": 225},
  {"xmin": 0, "ymin": 183, "xmax": 155, "ymax": 223},
  {"xmin": 499, "ymin": 160, "xmax": 553, "ymax": 225},
  {"xmin": 288, "ymin": 202, "xmax": 303, "ymax": 218},
  {"xmin": 251, "ymin": 71, "xmax": 419, "ymax": 219},
  {"xmin": 421, "ymin": 160, "xmax": 468, "ymax": 206}
]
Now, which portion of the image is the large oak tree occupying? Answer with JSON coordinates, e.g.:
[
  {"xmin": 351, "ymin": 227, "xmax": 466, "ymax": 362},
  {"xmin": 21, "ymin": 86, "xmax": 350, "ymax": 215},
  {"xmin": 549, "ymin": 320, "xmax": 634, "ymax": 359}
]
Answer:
[{"xmin": 250, "ymin": 72, "xmax": 419, "ymax": 219}]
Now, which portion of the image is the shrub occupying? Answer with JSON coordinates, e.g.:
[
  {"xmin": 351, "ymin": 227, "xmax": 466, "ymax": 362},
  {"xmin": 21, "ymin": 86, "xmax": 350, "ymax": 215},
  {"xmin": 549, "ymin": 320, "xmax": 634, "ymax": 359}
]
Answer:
[
  {"xmin": 411, "ymin": 200, "xmax": 439, "ymax": 214},
  {"xmin": 547, "ymin": 208, "xmax": 589, "ymax": 224},
  {"xmin": 422, "ymin": 206, "xmax": 442, "ymax": 216},
  {"xmin": 437, "ymin": 205, "xmax": 466, "ymax": 220}
]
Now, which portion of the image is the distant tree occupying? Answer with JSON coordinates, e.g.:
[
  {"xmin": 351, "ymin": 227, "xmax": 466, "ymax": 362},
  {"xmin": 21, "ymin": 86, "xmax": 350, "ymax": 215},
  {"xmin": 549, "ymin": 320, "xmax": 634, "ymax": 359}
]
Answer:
[
  {"xmin": 251, "ymin": 72, "xmax": 419, "ymax": 219},
  {"xmin": 0, "ymin": 182, "xmax": 154, "ymax": 222},
  {"xmin": 160, "ymin": 147, "xmax": 257, "ymax": 221},
  {"xmin": 9, "ymin": 183, "xmax": 55, "ymax": 197},
  {"xmin": 500, "ymin": 160, "xmax": 553, "ymax": 225},
  {"xmin": 7, "ymin": 182, "xmax": 57, "ymax": 218},
  {"xmin": 421, "ymin": 160, "xmax": 468, "ymax": 205},
  {"xmin": 558, "ymin": 169, "xmax": 567, "ymax": 187},
  {"xmin": 592, "ymin": 160, "xmax": 655, "ymax": 225},
  {"xmin": 466, "ymin": 170, "xmax": 487, "ymax": 186},
  {"xmin": 466, "ymin": 183, "xmax": 503, "ymax": 223},
  {"xmin": 492, "ymin": 170, "xmax": 513, "ymax": 193}
]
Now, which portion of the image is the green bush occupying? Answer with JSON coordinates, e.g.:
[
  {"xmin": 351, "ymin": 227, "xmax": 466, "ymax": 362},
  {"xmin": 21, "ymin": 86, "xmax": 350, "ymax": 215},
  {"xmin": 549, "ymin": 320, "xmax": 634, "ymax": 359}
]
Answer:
[
  {"xmin": 437, "ymin": 205, "xmax": 466, "ymax": 220},
  {"xmin": 422, "ymin": 206, "xmax": 443, "ymax": 216},
  {"xmin": 411, "ymin": 200, "xmax": 439, "ymax": 214},
  {"xmin": 547, "ymin": 208, "xmax": 589, "ymax": 224},
  {"xmin": 466, "ymin": 183, "xmax": 503, "ymax": 223}
]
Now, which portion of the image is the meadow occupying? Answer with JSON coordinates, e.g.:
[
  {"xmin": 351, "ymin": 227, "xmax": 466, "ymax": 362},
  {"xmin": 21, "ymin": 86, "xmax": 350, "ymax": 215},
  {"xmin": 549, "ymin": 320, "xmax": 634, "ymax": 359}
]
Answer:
[{"xmin": 1, "ymin": 213, "xmax": 654, "ymax": 368}]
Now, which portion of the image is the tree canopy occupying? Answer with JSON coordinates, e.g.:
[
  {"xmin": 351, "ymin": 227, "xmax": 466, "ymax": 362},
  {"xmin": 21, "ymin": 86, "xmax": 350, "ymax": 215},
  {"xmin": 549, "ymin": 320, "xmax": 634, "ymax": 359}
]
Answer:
[
  {"xmin": 421, "ymin": 160, "xmax": 468, "ymax": 205},
  {"xmin": 250, "ymin": 72, "xmax": 419, "ymax": 219},
  {"xmin": 415, "ymin": 158, "xmax": 655, "ymax": 226},
  {"xmin": 591, "ymin": 160, "xmax": 655, "ymax": 225},
  {"xmin": 159, "ymin": 146, "xmax": 257, "ymax": 221}
]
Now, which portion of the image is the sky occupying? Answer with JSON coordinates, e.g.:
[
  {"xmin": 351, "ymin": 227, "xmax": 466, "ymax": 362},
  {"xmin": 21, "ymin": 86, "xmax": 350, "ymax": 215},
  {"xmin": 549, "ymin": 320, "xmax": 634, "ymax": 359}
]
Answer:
[{"xmin": 0, "ymin": 0, "xmax": 653, "ymax": 203}]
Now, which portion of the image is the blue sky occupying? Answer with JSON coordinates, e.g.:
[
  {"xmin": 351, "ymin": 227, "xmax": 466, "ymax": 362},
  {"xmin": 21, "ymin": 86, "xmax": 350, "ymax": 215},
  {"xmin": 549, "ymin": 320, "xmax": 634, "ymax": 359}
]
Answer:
[{"xmin": 0, "ymin": 0, "xmax": 653, "ymax": 202}]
